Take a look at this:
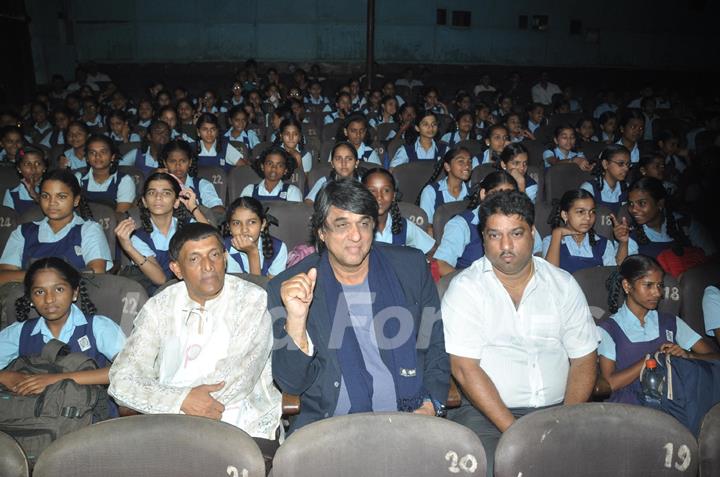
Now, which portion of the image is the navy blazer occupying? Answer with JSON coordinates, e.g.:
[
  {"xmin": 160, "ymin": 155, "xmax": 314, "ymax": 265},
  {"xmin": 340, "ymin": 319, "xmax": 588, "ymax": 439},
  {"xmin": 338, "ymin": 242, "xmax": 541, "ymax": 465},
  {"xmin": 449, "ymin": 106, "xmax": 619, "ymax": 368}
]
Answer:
[{"xmin": 268, "ymin": 243, "xmax": 450, "ymax": 433}]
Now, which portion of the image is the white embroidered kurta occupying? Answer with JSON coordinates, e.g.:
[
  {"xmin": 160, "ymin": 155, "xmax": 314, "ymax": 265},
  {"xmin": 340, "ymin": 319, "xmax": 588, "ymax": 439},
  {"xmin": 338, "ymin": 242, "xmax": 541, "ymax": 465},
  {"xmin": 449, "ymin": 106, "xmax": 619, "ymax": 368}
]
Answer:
[{"xmin": 108, "ymin": 275, "xmax": 281, "ymax": 439}]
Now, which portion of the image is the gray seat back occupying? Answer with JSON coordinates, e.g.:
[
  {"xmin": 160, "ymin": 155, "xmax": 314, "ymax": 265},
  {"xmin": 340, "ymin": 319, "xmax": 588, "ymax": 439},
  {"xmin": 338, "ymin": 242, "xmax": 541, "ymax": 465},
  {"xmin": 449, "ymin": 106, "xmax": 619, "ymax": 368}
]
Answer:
[
  {"xmin": 197, "ymin": 165, "xmax": 228, "ymax": 203},
  {"xmin": 0, "ymin": 205, "xmax": 19, "ymax": 252},
  {"xmin": 392, "ymin": 161, "xmax": 438, "ymax": 206},
  {"xmin": 699, "ymin": 402, "xmax": 720, "ymax": 477},
  {"xmin": 272, "ymin": 412, "xmax": 487, "ymax": 477},
  {"xmin": 433, "ymin": 200, "xmax": 470, "ymax": 244},
  {"xmin": 0, "ymin": 431, "xmax": 29, "ymax": 477},
  {"xmin": 261, "ymin": 201, "xmax": 314, "ymax": 249},
  {"xmin": 495, "ymin": 403, "xmax": 698, "ymax": 477},
  {"xmin": 544, "ymin": 162, "xmax": 594, "ymax": 203},
  {"xmin": 397, "ymin": 201, "xmax": 430, "ymax": 232},
  {"xmin": 32, "ymin": 415, "xmax": 265, "ymax": 477},
  {"xmin": 227, "ymin": 165, "xmax": 262, "ymax": 201}
]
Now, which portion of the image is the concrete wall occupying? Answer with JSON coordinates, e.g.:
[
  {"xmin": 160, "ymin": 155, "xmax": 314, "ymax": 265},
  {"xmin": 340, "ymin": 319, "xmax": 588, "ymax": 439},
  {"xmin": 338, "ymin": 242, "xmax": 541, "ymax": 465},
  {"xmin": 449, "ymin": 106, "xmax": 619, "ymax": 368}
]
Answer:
[{"xmin": 26, "ymin": 0, "xmax": 720, "ymax": 81}]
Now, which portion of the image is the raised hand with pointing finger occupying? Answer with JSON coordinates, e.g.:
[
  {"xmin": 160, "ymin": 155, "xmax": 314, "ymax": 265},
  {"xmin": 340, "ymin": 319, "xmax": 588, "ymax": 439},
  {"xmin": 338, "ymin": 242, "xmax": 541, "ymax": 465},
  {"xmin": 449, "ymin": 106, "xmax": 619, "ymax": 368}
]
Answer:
[{"xmin": 609, "ymin": 213, "xmax": 630, "ymax": 265}]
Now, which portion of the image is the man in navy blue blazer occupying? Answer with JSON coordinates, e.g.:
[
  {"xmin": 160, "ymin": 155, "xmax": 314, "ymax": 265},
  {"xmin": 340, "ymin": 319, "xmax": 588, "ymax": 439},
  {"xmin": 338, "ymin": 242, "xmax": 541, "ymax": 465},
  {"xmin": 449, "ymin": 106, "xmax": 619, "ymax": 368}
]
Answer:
[{"xmin": 268, "ymin": 178, "xmax": 450, "ymax": 433}]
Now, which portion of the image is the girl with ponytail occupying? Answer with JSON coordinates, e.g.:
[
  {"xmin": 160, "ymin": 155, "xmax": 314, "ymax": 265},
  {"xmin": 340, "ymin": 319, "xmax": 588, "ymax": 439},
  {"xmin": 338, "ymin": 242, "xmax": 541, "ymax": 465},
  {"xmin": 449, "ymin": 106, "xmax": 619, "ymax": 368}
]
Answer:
[
  {"xmin": 580, "ymin": 144, "xmax": 630, "ymax": 214},
  {"xmin": 221, "ymin": 196, "xmax": 287, "ymax": 277},
  {"xmin": 542, "ymin": 189, "xmax": 628, "ymax": 274},
  {"xmin": 417, "ymin": 147, "xmax": 472, "ymax": 237},
  {"xmin": 598, "ymin": 255, "xmax": 718, "ymax": 405},
  {"xmin": 0, "ymin": 169, "xmax": 113, "ymax": 284},
  {"xmin": 0, "ymin": 257, "xmax": 126, "ymax": 398},
  {"xmin": 627, "ymin": 177, "xmax": 715, "ymax": 270},
  {"xmin": 362, "ymin": 168, "xmax": 435, "ymax": 254}
]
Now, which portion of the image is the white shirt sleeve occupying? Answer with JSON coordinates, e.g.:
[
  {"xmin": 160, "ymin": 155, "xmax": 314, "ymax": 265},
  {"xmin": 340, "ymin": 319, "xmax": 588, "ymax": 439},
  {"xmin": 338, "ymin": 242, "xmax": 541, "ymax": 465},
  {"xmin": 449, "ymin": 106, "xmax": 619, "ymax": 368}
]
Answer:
[
  {"xmin": 601, "ymin": 239, "xmax": 618, "ymax": 266},
  {"xmin": 198, "ymin": 179, "xmax": 224, "ymax": 208},
  {"xmin": 558, "ymin": 275, "xmax": 600, "ymax": 359},
  {"xmin": 301, "ymin": 152, "xmax": 313, "ymax": 173},
  {"xmin": 432, "ymin": 216, "xmax": 470, "ymax": 267},
  {"xmin": 367, "ymin": 150, "xmax": 382, "ymax": 165},
  {"xmin": 80, "ymin": 221, "xmax": 114, "ymax": 270},
  {"xmin": 597, "ymin": 326, "xmax": 617, "ymax": 360},
  {"xmin": 117, "ymin": 175, "xmax": 137, "ymax": 204},
  {"xmin": 442, "ymin": 272, "xmax": 486, "ymax": 359},
  {"xmin": 2, "ymin": 189, "xmax": 13, "ymax": 208},
  {"xmin": 305, "ymin": 177, "xmax": 327, "ymax": 202},
  {"xmin": 285, "ymin": 185, "xmax": 303, "ymax": 202},
  {"xmin": 580, "ymin": 181, "xmax": 595, "ymax": 196},
  {"xmin": 389, "ymin": 145, "xmax": 409, "ymax": 169},
  {"xmin": 405, "ymin": 220, "xmax": 436, "ymax": 254},
  {"xmin": 419, "ymin": 185, "xmax": 438, "ymax": 224},
  {"xmin": 130, "ymin": 233, "xmax": 157, "ymax": 258},
  {"xmin": 240, "ymin": 184, "xmax": 254, "ymax": 198},
  {"xmin": 267, "ymin": 242, "xmax": 288, "ymax": 276},
  {"xmin": 703, "ymin": 286, "xmax": 720, "ymax": 336},
  {"xmin": 0, "ymin": 225, "xmax": 24, "ymax": 267}
]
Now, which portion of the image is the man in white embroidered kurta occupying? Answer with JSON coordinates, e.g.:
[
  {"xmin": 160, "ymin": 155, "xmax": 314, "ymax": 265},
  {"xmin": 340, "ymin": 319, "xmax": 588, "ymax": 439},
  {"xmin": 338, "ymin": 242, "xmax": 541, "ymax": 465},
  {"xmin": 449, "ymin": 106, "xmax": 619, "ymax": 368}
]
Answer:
[{"xmin": 108, "ymin": 224, "xmax": 281, "ymax": 440}]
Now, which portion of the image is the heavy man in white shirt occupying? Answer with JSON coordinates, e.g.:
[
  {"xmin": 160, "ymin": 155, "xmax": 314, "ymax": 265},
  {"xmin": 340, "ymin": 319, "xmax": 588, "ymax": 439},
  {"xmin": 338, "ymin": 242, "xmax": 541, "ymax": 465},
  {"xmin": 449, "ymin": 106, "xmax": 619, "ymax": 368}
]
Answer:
[
  {"xmin": 442, "ymin": 190, "xmax": 599, "ymax": 475},
  {"xmin": 109, "ymin": 223, "xmax": 281, "ymax": 463}
]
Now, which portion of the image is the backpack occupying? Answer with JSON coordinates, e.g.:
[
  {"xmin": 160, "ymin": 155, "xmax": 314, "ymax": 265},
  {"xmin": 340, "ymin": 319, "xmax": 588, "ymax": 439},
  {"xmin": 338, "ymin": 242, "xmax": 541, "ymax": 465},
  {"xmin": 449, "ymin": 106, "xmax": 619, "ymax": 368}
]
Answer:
[
  {"xmin": 0, "ymin": 339, "xmax": 109, "ymax": 466},
  {"xmin": 639, "ymin": 352, "xmax": 720, "ymax": 436}
]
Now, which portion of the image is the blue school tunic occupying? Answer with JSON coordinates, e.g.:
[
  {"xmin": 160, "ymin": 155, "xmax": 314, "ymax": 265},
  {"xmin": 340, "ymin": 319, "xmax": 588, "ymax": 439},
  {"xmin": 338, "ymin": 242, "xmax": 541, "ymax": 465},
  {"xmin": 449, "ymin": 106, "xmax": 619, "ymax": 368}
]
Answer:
[
  {"xmin": 78, "ymin": 171, "xmax": 134, "ymax": 207},
  {"xmin": 558, "ymin": 236, "xmax": 608, "ymax": 274},
  {"xmin": 629, "ymin": 227, "xmax": 674, "ymax": 259},
  {"xmin": 122, "ymin": 147, "xmax": 159, "ymax": 177},
  {"xmin": 597, "ymin": 304, "xmax": 700, "ymax": 405},
  {"xmin": 455, "ymin": 210, "xmax": 484, "ymax": 270},
  {"xmin": 20, "ymin": 221, "xmax": 85, "ymax": 270},
  {"xmin": 3, "ymin": 184, "xmax": 38, "ymax": 215},
  {"xmin": 131, "ymin": 225, "xmax": 175, "ymax": 279},
  {"xmin": 20, "ymin": 314, "xmax": 108, "ymax": 368},
  {"xmin": 419, "ymin": 178, "xmax": 469, "ymax": 225},
  {"xmin": 580, "ymin": 180, "xmax": 627, "ymax": 214},
  {"xmin": 198, "ymin": 139, "xmax": 232, "ymax": 171},
  {"xmin": 224, "ymin": 235, "xmax": 286, "ymax": 276},
  {"xmin": 252, "ymin": 182, "xmax": 291, "ymax": 201},
  {"xmin": 183, "ymin": 176, "xmax": 224, "ymax": 209}
]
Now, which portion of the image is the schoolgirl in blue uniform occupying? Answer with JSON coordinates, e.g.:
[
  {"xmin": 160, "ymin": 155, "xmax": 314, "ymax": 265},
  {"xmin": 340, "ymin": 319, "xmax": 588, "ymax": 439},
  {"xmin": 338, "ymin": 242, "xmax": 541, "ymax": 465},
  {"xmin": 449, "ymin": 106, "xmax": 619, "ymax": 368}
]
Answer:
[
  {"xmin": 580, "ymin": 144, "xmax": 630, "ymax": 214},
  {"xmin": 505, "ymin": 112, "xmax": 534, "ymax": 143},
  {"xmin": 656, "ymin": 129, "xmax": 688, "ymax": 180},
  {"xmin": 157, "ymin": 106, "xmax": 195, "ymax": 144},
  {"xmin": 361, "ymin": 168, "xmax": 435, "ymax": 254},
  {"xmin": 106, "ymin": 110, "xmax": 141, "ymax": 144},
  {"xmin": 497, "ymin": 143, "xmax": 538, "ymax": 203},
  {"xmin": 433, "ymin": 171, "xmax": 544, "ymax": 277},
  {"xmin": 626, "ymin": 177, "xmax": 715, "ymax": 261},
  {"xmin": 224, "ymin": 105, "xmax": 260, "ymax": 150},
  {"xmin": 58, "ymin": 121, "xmax": 91, "ymax": 171},
  {"xmin": 274, "ymin": 116, "xmax": 313, "ymax": 173},
  {"xmin": 616, "ymin": 109, "xmax": 644, "ymax": 164},
  {"xmin": 2, "ymin": 147, "xmax": 46, "ymax": 214},
  {"xmin": 76, "ymin": 135, "xmax": 135, "ymax": 213},
  {"xmin": 39, "ymin": 107, "xmax": 71, "ymax": 150},
  {"xmin": 542, "ymin": 124, "xmax": 591, "ymax": 171},
  {"xmin": 323, "ymin": 91, "xmax": 352, "ymax": 123},
  {"xmin": 526, "ymin": 103, "xmax": 545, "ymax": 134},
  {"xmin": 417, "ymin": 147, "xmax": 472, "ymax": 236},
  {"xmin": 634, "ymin": 152, "xmax": 677, "ymax": 197},
  {"xmin": 0, "ymin": 169, "xmax": 113, "ymax": 284},
  {"xmin": 119, "ymin": 120, "xmax": 170, "ymax": 177},
  {"xmin": 543, "ymin": 189, "xmax": 627, "ymax": 274},
  {"xmin": 25, "ymin": 102, "xmax": 52, "ymax": 145},
  {"xmin": 195, "ymin": 113, "xmax": 244, "ymax": 173},
  {"xmin": 389, "ymin": 110, "xmax": 447, "ymax": 169},
  {"xmin": 240, "ymin": 146, "xmax": 303, "ymax": 202},
  {"xmin": 0, "ymin": 126, "xmax": 23, "ymax": 164},
  {"xmin": 304, "ymin": 80, "xmax": 330, "ymax": 110},
  {"xmin": 114, "ymin": 171, "xmax": 208, "ymax": 292},
  {"xmin": 221, "ymin": 196, "xmax": 287, "ymax": 278},
  {"xmin": 479, "ymin": 124, "xmax": 511, "ymax": 166},
  {"xmin": 80, "ymin": 97, "xmax": 103, "ymax": 130},
  {"xmin": 440, "ymin": 110, "xmax": 480, "ymax": 147},
  {"xmin": 331, "ymin": 113, "xmax": 381, "ymax": 165},
  {"xmin": 0, "ymin": 258, "xmax": 125, "ymax": 405},
  {"xmin": 422, "ymin": 87, "xmax": 448, "ymax": 115},
  {"xmin": 158, "ymin": 139, "xmax": 225, "ymax": 215},
  {"xmin": 368, "ymin": 95, "xmax": 399, "ymax": 138},
  {"xmin": 348, "ymin": 78, "xmax": 366, "ymax": 112},
  {"xmin": 598, "ymin": 111, "xmax": 618, "ymax": 144},
  {"xmin": 306, "ymin": 142, "xmax": 361, "ymax": 204},
  {"xmin": 598, "ymin": 255, "xmax": 718, "ymax": 405}
]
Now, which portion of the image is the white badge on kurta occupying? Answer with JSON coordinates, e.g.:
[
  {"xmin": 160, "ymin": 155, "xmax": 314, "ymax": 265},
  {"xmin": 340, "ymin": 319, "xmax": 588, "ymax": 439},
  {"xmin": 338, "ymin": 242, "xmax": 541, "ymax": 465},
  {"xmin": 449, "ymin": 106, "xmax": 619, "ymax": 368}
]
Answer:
[{"xmin": 77, "ymin": 335, "xmax": 91, "ymax": 352}]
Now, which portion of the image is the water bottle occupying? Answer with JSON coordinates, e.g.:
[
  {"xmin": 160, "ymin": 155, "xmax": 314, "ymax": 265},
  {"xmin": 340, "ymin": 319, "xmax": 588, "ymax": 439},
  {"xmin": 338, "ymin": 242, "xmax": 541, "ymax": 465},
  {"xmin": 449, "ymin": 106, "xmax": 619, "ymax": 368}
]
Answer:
[{"xmin": 640, "ymin": 358, "xmax": 665, "ymax": 403}]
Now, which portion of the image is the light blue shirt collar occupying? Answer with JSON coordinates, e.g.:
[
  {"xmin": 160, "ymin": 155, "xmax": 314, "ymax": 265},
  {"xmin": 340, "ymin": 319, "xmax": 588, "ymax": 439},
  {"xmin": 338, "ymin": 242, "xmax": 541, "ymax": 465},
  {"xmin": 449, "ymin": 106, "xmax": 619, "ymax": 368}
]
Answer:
[{"xmin": 30, "ymin": 303, "xmax": 88, "ymax": 341}]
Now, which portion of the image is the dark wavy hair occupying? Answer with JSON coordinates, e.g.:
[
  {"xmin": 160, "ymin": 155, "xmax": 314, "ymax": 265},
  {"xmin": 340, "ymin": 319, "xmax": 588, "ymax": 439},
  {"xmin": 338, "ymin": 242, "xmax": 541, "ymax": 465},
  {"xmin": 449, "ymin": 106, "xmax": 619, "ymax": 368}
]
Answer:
[
  {"xmin": 252, "ymin": 145, "xmax": 296, "ymax": 181},
  {"xmin": 466, "ymin": 169, "xmax": 518, "ymax": 211},
  {"xmin": 329, "ymin": 141, "xmax": 361, "ymax": 181},
  {"xmin": 592, "ymin": 144, "xmax": 630, "ymax": 194},
  {"xmin": 606, "ymin": 254, "xmax": 663, "ymax": 314},
  {"xmin": 416, "ymin": 146, "xmax": 471, "ymax": 205},
  {"xmin": 84, "ymin": 134, "xmax": 120, "ymax": 175},
  {"xmin": 479, "ymin": 189, "xmax": 534, "ymax": 233},
  {"xmin": 159, "ymin": 139, "xmax": 198, "ymax": 177},
  {"xmin": 15, "ymin": 257, "xmax": 96, "ymax": 322}
]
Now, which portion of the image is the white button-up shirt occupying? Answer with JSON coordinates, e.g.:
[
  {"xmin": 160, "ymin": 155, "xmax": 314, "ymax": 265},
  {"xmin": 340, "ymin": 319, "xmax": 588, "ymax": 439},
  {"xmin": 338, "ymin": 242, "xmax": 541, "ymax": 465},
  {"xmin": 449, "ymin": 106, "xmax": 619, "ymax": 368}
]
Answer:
[
  {"xmin": 108, "ymin": 275, "xmax": 281, "ymax": 439},
  {"xmin": 442, "ymin": 256, "xmax": 599, "ymax": 408}
]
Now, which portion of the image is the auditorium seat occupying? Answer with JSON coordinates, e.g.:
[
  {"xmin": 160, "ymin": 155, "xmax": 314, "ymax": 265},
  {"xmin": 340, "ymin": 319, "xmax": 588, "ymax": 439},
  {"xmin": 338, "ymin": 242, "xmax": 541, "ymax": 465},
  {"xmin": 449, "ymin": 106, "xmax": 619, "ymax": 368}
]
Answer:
[
  {"xmin": 495, "ymin": 403, "xmax": 698, "ymax": 477},
  {"xmin": 32, "ymin": 415, "xmax": 265, "ymax": 477},
  {"xmin": 271, "ymin": 413, "xmax": 487, "ymax": 477}
]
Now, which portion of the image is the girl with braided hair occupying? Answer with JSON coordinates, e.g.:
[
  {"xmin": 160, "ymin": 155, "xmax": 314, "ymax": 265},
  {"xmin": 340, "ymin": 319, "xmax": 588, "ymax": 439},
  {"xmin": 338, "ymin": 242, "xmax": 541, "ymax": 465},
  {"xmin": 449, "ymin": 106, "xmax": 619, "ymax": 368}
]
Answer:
[
  {"xmin": 240, "ymin": 145, "xmax": 303, "ymax": 202},
  {"xmin": 361, "ymin": 168, "xmax": 435, "ymax": 254},
  {"xmin": 417, "ymin": 147, "xmax": 472, "ymax": 236},
  {"xmin": 389, "ymin": 110, "xmax": 447, "ymax": 169},
  {"xmin": 598, "ymin": 255, "xmax": 718, "ymax": 405},
  {"xmin": 627, "ymin": 177, "xmax": 715, "ymax": 267},
  {"xmin": 159, "ymin": 139, "xmax": 225, "ymax": 215},
  {"xmin": 114, "ymin": 172, "xmax": 208, "ymax": 291},
  {"xmin": 332, "ymin": 113, "xmax": 382, "ymax": 165},
  {"xmin": 221, "ymin": 197, "xmax": 287, "ymax": 277},
  {"xmin": 0, "ymin": 169, "xmax": 112, "ymax": 284},
  {"xmin": 0, "ymin": 257, "xmax": 126, "ymax": 397},
  {"xmin": 305, "ymin": 142, "xmax": 361, "ymax": 205},
  {"xmin": 580, "ymin": 144, "xmax": 630, "ymax": 214},
  {"xmin": 76, "ymin": 134, "xmax": 136, "ymax": 213},
  {"xmin": 543, "ymin": 189, "xmax": 628, "ymax": 274}
]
